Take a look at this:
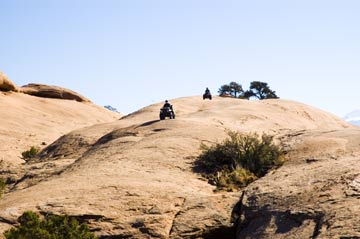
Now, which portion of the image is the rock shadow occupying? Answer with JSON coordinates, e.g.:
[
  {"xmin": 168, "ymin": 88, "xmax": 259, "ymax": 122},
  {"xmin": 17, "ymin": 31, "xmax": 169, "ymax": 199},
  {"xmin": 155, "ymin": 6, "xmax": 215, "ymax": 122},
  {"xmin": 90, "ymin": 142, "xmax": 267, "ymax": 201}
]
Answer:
[
  {"xmin": 274, "ymin": 212, "xmax": 302, "ymax": 233},
  {"xmin": 237, "ymin": 204, "xmax": 325, "ymax": 239},
  {"xmin": 95, "ymin": 130, "xmax": 138, "ymax": 145},
  {"xmin": 200, "ymin": 225, "xmax": 236, "ymax": 239},
  {"xmin": 137, "ymin": 120, "xmax": 160, "ymax": 127}
]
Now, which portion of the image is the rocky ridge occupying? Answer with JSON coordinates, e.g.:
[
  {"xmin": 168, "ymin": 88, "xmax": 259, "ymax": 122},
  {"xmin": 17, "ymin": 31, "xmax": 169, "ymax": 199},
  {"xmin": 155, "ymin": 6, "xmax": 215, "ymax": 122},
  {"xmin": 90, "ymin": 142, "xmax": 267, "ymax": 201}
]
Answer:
[
  {"xmin": 20, "ymin": 83, "xmax": 91, "ymax": 102},
  {"xmin": 0, "ymin": 81, "xmax": 120, "ymax": 166},
  {"xmin": 0, "ymin": 96, "xmax": 357, "ymax": 239}
]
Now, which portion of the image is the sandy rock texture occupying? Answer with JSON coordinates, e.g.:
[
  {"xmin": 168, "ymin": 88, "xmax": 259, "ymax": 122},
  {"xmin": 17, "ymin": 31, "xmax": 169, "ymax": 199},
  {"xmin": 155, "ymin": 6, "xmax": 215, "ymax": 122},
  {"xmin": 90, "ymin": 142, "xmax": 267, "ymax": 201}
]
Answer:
[
  {"xmin": 20, "ymin": 83, "xmax": 90, "ymax": 102},
  {"xmin": 0, "ymin": 72, "xmax": 17, "ymax": 92},
  {"xmin": 0, "ymin": 96, "xmax": 356, "ymax": 239},
  {"xmin": 0, "ymin": 90, "xmax": 120, "ymax": 166},
  {"xmin": 234, "ymin": 128, "xmax": 360, "ymax": 239}
]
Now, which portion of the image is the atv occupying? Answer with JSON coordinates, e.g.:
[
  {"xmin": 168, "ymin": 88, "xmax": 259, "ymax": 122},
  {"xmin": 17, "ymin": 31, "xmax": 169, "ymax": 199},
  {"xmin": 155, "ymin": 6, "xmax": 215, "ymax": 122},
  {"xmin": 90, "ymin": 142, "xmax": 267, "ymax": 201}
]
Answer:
[
  {"xmin": 203, "ymin": 92, "xmax": 212, "ymax": 100},
  {"xmin": 160, "ymin": 106, "xmax": 175, "ymax": 120}
]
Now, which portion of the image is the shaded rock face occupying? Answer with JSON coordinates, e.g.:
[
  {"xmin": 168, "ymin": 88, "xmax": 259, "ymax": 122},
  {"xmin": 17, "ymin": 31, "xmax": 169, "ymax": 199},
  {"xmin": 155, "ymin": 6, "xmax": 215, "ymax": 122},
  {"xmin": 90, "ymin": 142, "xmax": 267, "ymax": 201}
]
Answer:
[
  {"xmin": 0, "ymin": 72, "xmax": 18, "ymax": 92},
  {"xmin": 0, "ymin": 96, "xmax": 355, "ymax": 239},
  {"xmin": 234, "ymin": 129, "xmax": 360, "ymax": 238},
  {"xmin": 20, "ymin": 83, "xmax": 90, "ymax": 102}
]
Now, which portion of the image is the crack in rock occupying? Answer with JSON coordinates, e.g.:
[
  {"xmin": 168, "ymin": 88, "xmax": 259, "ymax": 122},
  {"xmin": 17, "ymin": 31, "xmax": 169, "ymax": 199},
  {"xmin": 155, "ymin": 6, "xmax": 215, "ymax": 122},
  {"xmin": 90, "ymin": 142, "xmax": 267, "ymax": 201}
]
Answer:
[{"xmin": 168, "ymin": 197, "xmax": 186, "ymax": 238}]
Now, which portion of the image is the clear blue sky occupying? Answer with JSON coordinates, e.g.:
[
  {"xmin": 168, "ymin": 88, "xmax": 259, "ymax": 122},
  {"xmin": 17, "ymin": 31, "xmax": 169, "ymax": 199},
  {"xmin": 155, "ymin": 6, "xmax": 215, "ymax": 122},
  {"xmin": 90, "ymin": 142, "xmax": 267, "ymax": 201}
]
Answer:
[{"xmin": 1, "ymin": 0, "xmax": 360, "ymax": 117}]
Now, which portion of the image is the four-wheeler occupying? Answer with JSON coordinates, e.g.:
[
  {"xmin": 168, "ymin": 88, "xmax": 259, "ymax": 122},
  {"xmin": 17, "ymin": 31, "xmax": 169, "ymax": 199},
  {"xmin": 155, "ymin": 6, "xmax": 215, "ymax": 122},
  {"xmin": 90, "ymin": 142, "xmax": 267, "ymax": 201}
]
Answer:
[
  {"xmin": 160, "ymin": 106, "xmax": 175, "ymax": 120},
  {"xmin": 203, "ymin": 92, "xmax": 212, "ymax": 100}
]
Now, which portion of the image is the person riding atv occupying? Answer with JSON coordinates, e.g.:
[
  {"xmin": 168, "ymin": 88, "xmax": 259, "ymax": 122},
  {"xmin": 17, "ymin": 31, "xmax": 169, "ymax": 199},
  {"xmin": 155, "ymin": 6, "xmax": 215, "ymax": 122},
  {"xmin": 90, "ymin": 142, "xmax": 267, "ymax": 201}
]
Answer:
[
  {"xmin": 160, "ymin": 100, "xmax": 175, "ymax": 120},
  {"xmin": 163, "ymin": 100, "xmax": 172, "ymax": 108},
  {"xmin": 203, "ymin": 87, "xmax": 212, "ymax": 100}
]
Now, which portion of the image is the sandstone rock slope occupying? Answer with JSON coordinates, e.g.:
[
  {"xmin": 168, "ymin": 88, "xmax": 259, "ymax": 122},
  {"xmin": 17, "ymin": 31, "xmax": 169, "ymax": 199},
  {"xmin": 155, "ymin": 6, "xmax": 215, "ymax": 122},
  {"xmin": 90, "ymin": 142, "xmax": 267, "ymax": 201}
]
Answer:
[
  {"xmin": 235, "ymin": 128, "xmax": 360, "ymax": 239},
  {"xmin": 0, "ymin": 89, "xmax": 120, "ymax": 165},
  {"xmin": 0, "ymin": 96, "xmax": 356, "ymax": 239}
]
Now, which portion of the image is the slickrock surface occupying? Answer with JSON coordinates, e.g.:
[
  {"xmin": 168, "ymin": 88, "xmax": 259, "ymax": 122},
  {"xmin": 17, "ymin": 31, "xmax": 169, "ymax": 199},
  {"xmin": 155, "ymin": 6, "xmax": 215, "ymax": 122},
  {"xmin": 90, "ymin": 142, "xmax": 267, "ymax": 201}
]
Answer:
[
  {"xmin": 0, "ymin": 96, "xmax": 355, "ymax": 239},
  {"xmin": 235, "ymin": 128, "xmax": 360, "ymax": 239},
  {"xmin": 0, "ymin": 91, "xmax": 119, "ymax": 165}
]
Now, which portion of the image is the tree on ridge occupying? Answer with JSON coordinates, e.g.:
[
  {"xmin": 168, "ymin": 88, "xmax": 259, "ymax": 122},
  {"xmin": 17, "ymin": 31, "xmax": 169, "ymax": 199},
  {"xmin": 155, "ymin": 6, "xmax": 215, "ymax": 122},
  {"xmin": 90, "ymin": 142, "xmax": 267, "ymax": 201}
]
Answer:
[{"xmin": 244, "ymin": 81, "xmax": 279, "ymax": 100}]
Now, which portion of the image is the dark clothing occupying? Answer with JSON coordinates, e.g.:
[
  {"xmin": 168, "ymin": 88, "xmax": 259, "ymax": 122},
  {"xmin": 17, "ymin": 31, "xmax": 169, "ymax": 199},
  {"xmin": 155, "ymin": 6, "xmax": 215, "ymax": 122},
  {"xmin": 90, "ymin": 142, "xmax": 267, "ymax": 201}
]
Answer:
[
  {"xmin": 205, "ymin": 88, "xmax": 210, "ymax": 94},
  {"xmin": 163, "ymin": 103, "xmax": 171, "ymax": 108}
]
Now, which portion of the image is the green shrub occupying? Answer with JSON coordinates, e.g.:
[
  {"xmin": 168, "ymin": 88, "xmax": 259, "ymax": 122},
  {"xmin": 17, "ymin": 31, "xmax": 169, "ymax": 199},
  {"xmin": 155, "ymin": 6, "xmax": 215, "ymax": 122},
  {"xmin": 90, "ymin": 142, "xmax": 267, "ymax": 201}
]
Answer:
[
  {"xmin": 0, "ymin": 178, "xmax": 5, "ymax": 197},
  {"xmin": 21, "ymin": 146, "xmax": 40, "ymax": 160},
  {"xmin": 209, "ymin": 168, "xmax": 258, "ymax": 191},
  {"xmin": 196, "ymin": 131, "xmax": 284, "ymax": 190},
  {"xmin": 4, "ymin": 211, "xmax": 97, "ymax": 239}
]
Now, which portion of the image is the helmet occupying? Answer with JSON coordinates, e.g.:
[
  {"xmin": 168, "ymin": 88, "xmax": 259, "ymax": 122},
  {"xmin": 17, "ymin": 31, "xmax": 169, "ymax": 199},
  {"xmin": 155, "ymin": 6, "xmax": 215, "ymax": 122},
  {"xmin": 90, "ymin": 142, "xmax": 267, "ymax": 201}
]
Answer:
[{"xmin": 165, "ymin": 100, "xmax": 168, "ymax": 103}]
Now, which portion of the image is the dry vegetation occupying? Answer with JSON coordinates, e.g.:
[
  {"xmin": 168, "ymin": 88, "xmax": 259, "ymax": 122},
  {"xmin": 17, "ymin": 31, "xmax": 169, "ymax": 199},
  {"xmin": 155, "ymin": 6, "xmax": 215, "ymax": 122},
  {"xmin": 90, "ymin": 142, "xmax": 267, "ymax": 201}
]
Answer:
[{"xmin": 195, "ymin": 130, "xmax": 284, "ymax": 191}]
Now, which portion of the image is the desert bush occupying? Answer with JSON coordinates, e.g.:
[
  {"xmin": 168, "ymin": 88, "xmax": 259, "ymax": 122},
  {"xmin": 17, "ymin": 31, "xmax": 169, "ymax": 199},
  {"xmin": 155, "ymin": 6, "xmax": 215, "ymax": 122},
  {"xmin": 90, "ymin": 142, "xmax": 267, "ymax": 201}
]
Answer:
[
  {"xmin": 0, "ymin": 178, "xmax": 5, "ymax": 197},
  {"xmin": 21, "ymin": 146, "xmax": 40, "ymax": 160},
  {"xmin": 196, "ymin": 131, "xmax": 283, "ymax": 190},
  {"xmin": 209, "ymin": 168, "xmax": 258, "ymax": 190},
  {"xmin": 4, "ymin": 211, "xmax": 97, "ymax": 239}
]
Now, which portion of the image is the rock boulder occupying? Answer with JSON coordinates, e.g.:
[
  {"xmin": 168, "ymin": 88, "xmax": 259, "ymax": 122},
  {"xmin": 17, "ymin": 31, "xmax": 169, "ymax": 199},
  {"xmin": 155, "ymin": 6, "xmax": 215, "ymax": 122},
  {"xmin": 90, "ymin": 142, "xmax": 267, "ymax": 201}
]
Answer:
[{"xmin": 20, "ymin": 83, "xmax": 90, "ymax": 102}]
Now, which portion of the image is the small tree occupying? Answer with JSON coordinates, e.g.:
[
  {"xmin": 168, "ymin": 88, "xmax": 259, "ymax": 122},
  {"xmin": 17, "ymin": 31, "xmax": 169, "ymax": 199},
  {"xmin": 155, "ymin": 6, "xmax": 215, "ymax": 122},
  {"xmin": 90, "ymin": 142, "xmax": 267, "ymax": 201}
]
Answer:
[
  {"xmin": 244, "ymin": 81, "xmax": 279, "ymax": 100},
  {"xmin": 218, "ymin": 82, "xmax": 244, "ymax": 97},
  {"xmin": 218, "ymin": 84, "xmax": 232, "ymax": 96},
  {"xmin": 229, "ymin": 82, "xmax": 243, "ymax": 97}
]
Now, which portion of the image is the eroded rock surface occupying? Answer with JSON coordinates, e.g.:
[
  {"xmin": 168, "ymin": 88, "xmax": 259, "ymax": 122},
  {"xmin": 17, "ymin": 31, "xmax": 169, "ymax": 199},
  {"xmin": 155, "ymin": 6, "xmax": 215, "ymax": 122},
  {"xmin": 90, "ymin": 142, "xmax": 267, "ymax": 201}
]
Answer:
[
  {"xmin": 0, "ymin": 96, "xmax": 355, "ymax": 239},
  {"xmin": 235, "ymin": 129, "xmax": 360, "ymax": 238},
  {"xmin": 20, "ymin": 83, "xmax": 90, "ymax": 102},
  {"xmin": 0, "ymin": 90, "xmax": 119, "ymax": 165}
]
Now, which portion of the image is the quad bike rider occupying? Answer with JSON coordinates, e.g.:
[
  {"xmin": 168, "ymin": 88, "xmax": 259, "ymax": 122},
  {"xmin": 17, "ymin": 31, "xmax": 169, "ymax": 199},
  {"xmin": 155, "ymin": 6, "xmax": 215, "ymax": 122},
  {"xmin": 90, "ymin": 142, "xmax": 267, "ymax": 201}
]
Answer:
[
  {"xmin": 160, "ymin": 100, "xmax": 175, "ymax": 120},
  {"xmin": 203, "ymin": 87, "xmax": 212, "ymax": 100}
]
